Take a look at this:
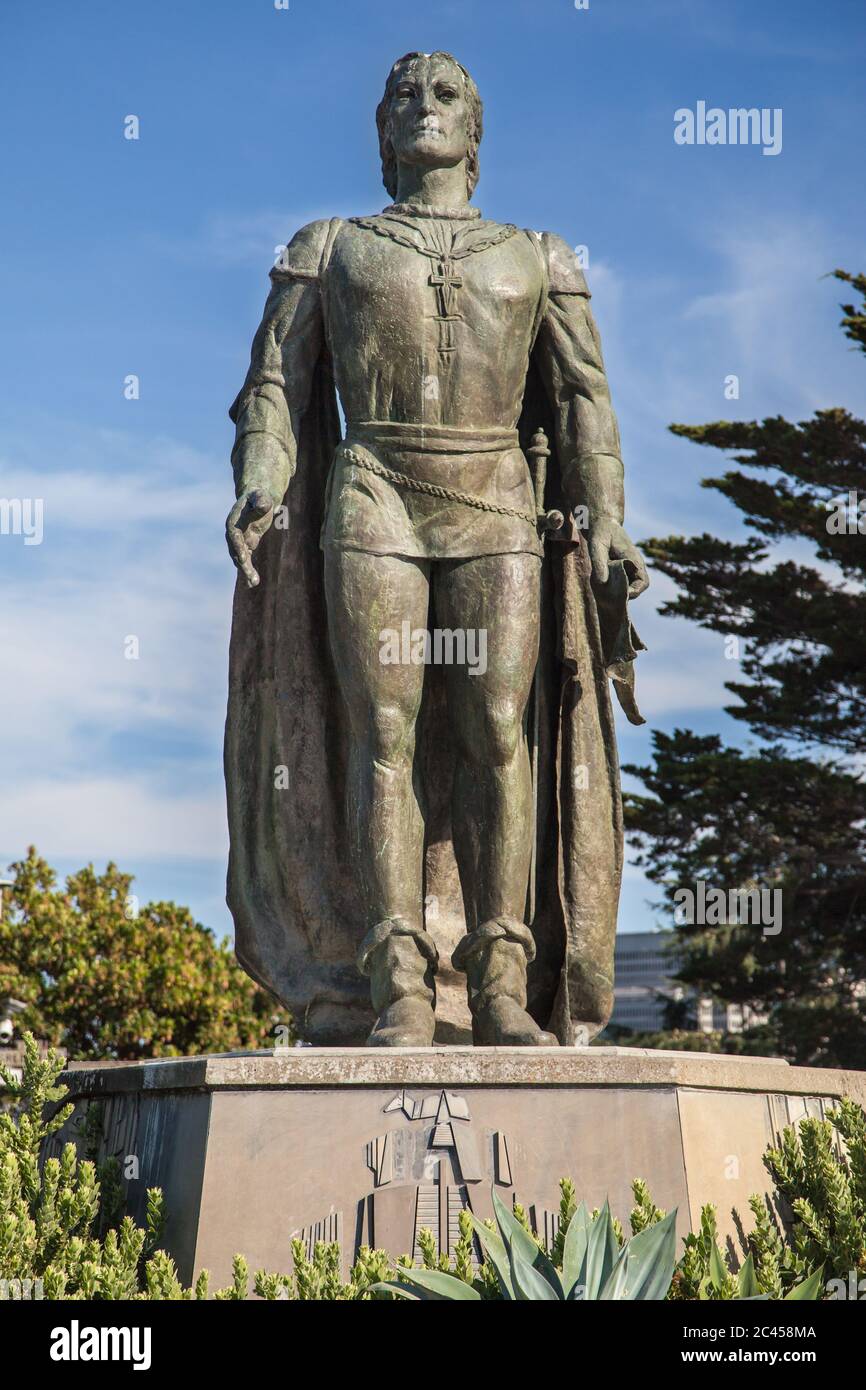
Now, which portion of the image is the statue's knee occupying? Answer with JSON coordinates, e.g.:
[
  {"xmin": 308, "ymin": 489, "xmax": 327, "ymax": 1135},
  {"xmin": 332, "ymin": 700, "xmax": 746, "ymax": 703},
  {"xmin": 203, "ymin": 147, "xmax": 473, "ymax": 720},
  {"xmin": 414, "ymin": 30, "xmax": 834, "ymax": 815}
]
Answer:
[
  {"xmin": 458, "ymin": 700, "xmax": 523, "ymax": 768},
  {"xmin": 365, "ymin": 701, "xmax": 415, "ymax": 767}
]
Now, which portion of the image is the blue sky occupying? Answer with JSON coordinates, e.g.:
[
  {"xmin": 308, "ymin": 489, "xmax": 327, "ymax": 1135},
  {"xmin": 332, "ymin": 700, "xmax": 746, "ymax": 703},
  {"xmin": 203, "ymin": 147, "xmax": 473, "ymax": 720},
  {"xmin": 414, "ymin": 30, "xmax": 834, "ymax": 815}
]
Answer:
[{"xmin": 0, "ymin": 0, "xmax": 863, "ymax": 941}]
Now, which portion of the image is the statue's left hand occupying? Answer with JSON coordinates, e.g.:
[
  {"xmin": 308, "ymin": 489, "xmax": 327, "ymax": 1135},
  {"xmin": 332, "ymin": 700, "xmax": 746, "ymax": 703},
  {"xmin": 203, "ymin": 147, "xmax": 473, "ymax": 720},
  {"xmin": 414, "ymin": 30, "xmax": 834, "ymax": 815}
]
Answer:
[{"xmin": 587, "ymin": 517, "xmax": 649, "ymax": 599}]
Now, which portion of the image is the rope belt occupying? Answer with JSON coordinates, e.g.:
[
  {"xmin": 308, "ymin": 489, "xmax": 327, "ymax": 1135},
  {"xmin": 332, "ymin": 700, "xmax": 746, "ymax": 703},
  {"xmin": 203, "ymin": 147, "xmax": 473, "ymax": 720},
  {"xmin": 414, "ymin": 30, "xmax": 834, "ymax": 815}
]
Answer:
[{"xmin": 339, "ymin": 447, "xmax": 538, "ymax": 527}]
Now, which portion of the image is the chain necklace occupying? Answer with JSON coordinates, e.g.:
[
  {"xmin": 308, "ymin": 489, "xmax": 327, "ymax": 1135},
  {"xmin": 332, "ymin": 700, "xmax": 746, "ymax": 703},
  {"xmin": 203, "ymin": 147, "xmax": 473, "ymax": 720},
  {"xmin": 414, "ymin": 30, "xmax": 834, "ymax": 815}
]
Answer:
[{"xmin": 349, "ymin": 214, "xmax": 518, "ymax": 360}]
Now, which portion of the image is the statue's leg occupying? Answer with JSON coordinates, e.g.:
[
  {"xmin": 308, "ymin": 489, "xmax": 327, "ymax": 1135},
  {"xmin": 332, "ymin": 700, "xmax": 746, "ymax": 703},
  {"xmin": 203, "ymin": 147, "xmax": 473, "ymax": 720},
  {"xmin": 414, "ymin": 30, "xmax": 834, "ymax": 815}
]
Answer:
[
  {"xmin": 324, "ymin": 545, "xmax": 437, "ymax": 1046},
  {"xmin": 434, "ymin": 551, "xmax": 557, "ymax": 1047}
]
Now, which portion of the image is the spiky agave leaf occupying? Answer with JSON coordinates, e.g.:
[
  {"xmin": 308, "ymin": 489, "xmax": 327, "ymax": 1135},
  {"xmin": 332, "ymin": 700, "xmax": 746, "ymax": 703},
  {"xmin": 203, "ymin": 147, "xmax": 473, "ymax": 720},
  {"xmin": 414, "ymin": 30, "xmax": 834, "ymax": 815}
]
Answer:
[
  {"xmin": 561, "ymin": 1201, "xmax": 591, "ymax": 1297},
  {"xmin": 577, "ymin": 1200, "xmax": 619, "ymax": 1299},
  {"xmin": 507, "ymin": 1238, "xmax": 562, "ymax": 1300},
  {"xmin": 491, "ymin": 1189, "xmax": 563, "ymax": 1296},
  {"xmin": 737, "ymin": 1252, "xmax": 761, "ymax": 1299},
  {"xmin": 373, "ymin": 1266, "xmax": 482, "ymax": 1300},
  {"xmin": 368, "ymin": 1282, "xmax": 421, "ymax": 1300},
  {"xmin": 598, "ymin": 1209, "xmax": 678, "ymax": 1301},
  {"xmin": 466, "ymin": 1212, "xmax": 515, "ymax": 1299},
  {"xmin": 783, "ymin": 1266, "xmax": 824, "ymax": 1300}
]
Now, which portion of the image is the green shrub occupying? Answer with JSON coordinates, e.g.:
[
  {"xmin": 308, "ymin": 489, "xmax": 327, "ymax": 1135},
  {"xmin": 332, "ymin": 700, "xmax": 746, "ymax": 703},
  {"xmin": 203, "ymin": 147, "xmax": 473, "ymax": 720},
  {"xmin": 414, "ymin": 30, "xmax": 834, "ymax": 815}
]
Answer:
[
  {"xmin": 0, "ymin": 1034, "xmax": 397, "ymax": 1301},
  {"xmin": 373, "ymin": 1178, "xmax": 822, "ymax": 1302},
  {"xmin": 0, "ymin": 1034, "xmax": 170, "ymax": 1299},
  {"xmin": 760, "ymin": 1098, "xmax": 866, "ymax": 1283},
  {"xmin": 0, "ymin": 1031, "xmax": 856, "ymax": 1301}
]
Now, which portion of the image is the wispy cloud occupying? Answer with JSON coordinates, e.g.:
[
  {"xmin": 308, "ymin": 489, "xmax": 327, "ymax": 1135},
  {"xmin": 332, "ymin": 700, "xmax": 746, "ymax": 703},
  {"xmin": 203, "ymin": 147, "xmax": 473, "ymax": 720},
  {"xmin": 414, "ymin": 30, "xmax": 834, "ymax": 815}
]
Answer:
[
  {"xmin": 0, "ymin": 428, "xmax": 234, "ymax": 865},
  {"xmin": 145, "ymin": 207, "xmax": 353, "ymax": 269}
]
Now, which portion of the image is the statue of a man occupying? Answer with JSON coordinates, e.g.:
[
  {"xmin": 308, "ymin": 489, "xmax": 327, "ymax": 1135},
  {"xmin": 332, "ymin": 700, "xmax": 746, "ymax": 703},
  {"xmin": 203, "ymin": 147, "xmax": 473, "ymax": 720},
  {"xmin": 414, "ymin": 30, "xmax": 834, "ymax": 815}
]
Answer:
[{"xmin": 224, "ymin": 51, "xmax": 647, "ymax": 1049}]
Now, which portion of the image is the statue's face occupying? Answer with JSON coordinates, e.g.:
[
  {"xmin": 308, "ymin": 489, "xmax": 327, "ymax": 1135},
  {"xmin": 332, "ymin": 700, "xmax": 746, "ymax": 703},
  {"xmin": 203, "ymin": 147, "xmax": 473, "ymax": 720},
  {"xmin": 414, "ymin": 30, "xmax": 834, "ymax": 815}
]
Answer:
[{"xmin": 386, "ymin": 56, "xmax": 472, "ymax": 173}]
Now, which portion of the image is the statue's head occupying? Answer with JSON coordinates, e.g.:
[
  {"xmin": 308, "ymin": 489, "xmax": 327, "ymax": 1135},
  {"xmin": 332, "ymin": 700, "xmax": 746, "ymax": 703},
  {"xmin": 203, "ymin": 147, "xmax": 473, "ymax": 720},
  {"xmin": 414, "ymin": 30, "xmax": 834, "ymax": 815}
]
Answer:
[{"xmin": 376, "ymin": 52, "xmax": 483, "ymax": 201}]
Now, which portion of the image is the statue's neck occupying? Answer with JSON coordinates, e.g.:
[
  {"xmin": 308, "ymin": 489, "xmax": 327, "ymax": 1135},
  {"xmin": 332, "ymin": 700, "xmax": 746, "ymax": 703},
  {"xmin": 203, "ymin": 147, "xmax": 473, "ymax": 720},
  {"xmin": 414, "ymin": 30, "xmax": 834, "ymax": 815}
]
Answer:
[
  {"xmin": 384, "ymin": 202, "xmax": 481, "ymax": 220},
  {"xmin": 393, "ymin": 160, "xmax": 471, "ymax": 212}
]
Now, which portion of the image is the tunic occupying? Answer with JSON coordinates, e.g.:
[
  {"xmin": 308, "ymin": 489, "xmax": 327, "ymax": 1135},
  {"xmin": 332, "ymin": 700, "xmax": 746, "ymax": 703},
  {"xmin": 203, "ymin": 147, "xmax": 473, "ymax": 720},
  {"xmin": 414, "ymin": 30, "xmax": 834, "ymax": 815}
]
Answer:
[{"xmin": 229, "ymin": 205, "xmax": 623, "ymax": 561}]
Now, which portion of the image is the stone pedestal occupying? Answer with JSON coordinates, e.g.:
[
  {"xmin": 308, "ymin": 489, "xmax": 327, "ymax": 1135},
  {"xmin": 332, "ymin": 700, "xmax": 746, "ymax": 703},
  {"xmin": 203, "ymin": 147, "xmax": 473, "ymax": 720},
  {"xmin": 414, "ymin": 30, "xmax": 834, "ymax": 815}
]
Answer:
[{"xmin": 53, "ymin": 1048, "xmax": 866, "ymax": 1286}]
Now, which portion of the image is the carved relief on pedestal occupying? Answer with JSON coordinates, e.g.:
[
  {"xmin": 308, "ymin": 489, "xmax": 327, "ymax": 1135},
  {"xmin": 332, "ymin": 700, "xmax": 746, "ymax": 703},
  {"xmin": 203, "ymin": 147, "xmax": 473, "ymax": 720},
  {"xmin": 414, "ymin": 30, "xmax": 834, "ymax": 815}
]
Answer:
[
  {"xmin": 366, "ymin": 1089, "xmax": 503, "ymax": 1262},
  {"xmin": 294, "ymin": 1089, "xmax": 558, "ymax": 1265}
]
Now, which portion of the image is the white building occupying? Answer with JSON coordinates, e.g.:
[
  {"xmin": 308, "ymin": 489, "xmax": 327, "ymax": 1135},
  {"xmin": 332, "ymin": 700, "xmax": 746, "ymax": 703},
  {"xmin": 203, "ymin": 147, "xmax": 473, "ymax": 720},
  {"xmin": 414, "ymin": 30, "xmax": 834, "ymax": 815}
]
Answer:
[{"xmin": 610, "ymin": 931, "xmax": 755, "ymax": 1035}]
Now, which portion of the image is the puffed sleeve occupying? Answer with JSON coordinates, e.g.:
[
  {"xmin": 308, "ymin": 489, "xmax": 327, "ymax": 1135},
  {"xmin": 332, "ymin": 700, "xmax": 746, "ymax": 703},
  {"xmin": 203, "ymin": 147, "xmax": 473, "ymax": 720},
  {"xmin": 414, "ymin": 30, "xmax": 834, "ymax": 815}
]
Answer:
[
  {"xmin": 532, "ymin": 232, "xmax": 624, "ymax": 521},
  {"xmin": 228, "ymin": 219, "xmax": 339, "ymax": 506}
]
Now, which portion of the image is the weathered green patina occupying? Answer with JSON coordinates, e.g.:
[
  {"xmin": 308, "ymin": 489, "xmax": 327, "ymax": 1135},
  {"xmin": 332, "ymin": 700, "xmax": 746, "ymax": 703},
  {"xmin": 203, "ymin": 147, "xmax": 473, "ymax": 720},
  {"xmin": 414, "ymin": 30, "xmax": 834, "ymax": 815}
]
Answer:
[{"xmin": 224, "ymin": 52, "xmax": 647, "ymax": 1047}]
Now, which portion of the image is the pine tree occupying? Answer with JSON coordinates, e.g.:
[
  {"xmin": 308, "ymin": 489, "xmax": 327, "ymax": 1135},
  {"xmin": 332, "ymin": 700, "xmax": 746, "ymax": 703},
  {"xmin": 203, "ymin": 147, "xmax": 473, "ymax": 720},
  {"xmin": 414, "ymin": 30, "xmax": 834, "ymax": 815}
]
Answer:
[{"xmin": 624, "ymin": 272, "xmax": 866, "ymax": 1067}]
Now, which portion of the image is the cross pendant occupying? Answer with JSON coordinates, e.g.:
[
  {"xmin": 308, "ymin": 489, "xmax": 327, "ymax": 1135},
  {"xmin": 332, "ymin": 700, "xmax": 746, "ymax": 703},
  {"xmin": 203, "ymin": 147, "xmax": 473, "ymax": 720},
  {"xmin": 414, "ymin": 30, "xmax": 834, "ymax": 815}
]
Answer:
[
  {"xmin": 429, "ymin": 257, "xmax": 464, "ymax": 358},
  {"xmin": 429, "ymin": 257, "xmax": 464, "ymax": 315}
]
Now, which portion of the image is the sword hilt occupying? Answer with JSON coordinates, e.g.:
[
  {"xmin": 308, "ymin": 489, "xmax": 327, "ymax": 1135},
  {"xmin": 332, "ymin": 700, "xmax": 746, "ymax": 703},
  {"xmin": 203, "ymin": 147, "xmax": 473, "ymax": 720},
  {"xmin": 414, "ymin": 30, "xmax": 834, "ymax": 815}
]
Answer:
[{"xmin": 528, "ymin": 427, "xmax": 564, "ymax": 533}]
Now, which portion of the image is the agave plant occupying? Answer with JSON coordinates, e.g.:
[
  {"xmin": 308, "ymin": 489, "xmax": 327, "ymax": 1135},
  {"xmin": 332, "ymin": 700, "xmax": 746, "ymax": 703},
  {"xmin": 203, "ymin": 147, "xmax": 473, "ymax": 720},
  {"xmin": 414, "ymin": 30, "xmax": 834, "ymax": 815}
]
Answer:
[{"xmin": 374, "ymin": 1189, "xmax": 678, "ymax": 1301}]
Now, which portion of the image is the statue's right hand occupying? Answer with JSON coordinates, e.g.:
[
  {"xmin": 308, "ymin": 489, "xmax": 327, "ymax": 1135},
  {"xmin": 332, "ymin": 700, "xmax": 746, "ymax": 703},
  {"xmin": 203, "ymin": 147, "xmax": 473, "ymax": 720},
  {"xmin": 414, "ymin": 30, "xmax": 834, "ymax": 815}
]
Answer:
[{"xmin": 225, "ymin": 488, "xmax": 276, "ymax": 589}]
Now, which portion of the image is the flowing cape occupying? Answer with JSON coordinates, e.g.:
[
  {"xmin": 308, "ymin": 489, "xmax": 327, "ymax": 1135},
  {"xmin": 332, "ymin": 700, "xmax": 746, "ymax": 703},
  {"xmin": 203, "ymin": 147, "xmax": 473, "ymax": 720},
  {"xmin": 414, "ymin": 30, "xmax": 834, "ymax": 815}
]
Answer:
[{"xmin": 225, "ymin": 356, "xmax": 644, "ymax": 1045}]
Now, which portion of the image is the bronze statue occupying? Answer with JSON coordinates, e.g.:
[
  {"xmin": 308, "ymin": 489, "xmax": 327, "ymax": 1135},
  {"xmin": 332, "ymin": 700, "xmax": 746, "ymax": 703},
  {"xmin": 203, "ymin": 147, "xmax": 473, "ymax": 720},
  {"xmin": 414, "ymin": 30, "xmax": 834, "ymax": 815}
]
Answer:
[{"xmin": 224, "ymin": 51, "xmax": 647, "ymax": 1048}]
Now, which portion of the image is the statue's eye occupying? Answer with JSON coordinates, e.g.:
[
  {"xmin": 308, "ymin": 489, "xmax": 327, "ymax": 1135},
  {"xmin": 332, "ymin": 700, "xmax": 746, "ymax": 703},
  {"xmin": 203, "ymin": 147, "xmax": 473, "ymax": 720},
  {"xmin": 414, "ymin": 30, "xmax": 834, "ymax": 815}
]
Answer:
[
  {"xmin": 395, "ymin": 86, "xmax": 415, "ymax": 100},
  {"xmin": 437, "ymin": 88, "xmax": 457, "ymax": 102}
]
